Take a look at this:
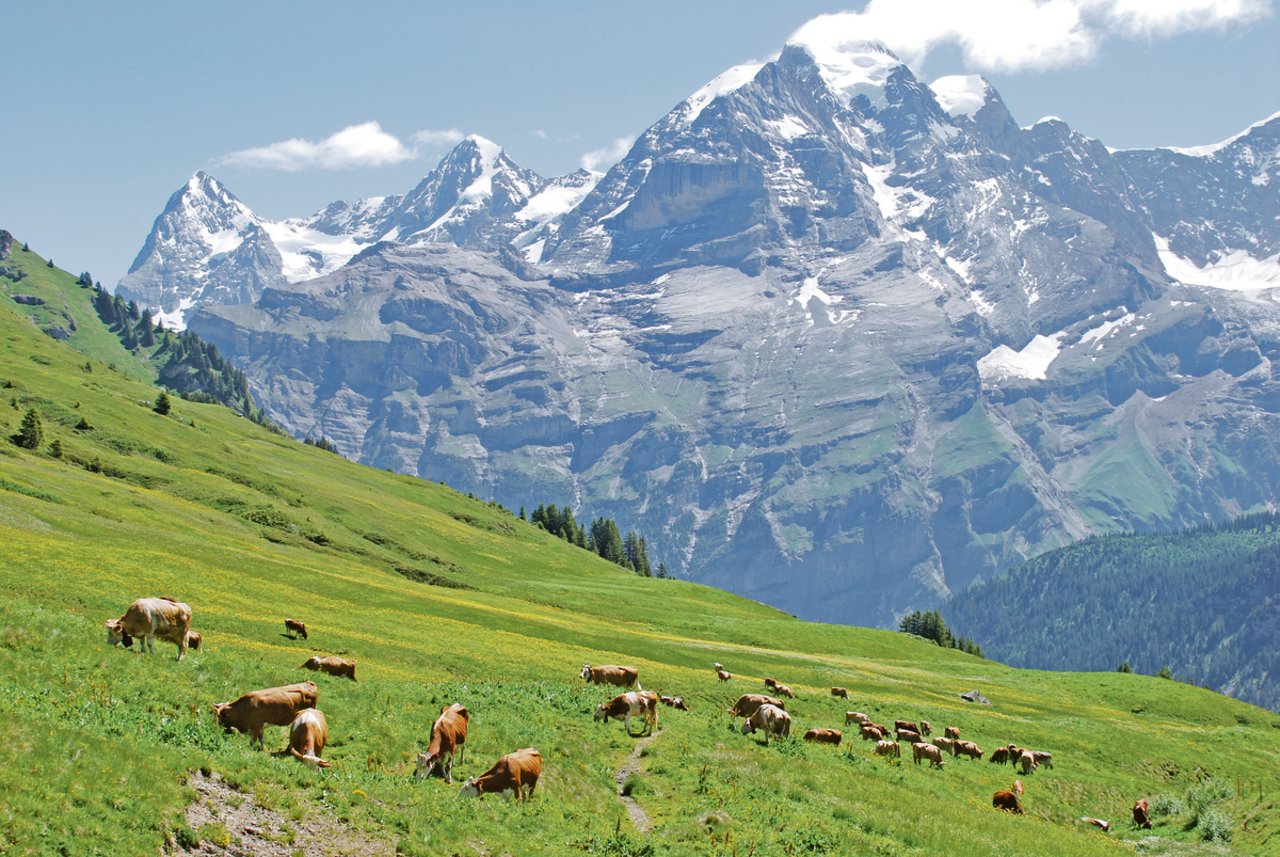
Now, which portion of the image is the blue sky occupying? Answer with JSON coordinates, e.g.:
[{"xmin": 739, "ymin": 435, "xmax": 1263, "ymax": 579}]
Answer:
[{"xmin": 2, "ymin": 1, "xmax": 1277, "ymax": 287}]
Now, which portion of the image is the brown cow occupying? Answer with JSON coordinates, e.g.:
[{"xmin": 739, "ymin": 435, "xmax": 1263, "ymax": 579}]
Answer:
[
  {"xmin": 1018, "ymin": 751, "xmax": 1037, "ymax": 774},
  {"xmin": 1080, "ymin": 817, "xmax": 1111, "ymax": 832},
  {"xmin": 460, "ymin": 748, "xmax": 541, "ymax": 801},
  {"xmin": 659, "ymin": 695, "xmax": 689, "ymax": 711},
  {"xmin": 955, "ymin": 740, "xmax": 984, "ymax": 760},
  {"xmin": 874, "ymin": 740, "xmax": 901, "ymax": 758},
  {"xmin": 894, "ymin": 719, "xmax": 919, "ymax": 734},
  {"xmin": 580, "ymin": 664, "xmax": 640, "ymax": 688},
  {"xmin": 763, "ymin": 677, "xmax": 778, "ymax": 690},
  {"xmin": 912, "ymin": 742, "xmax": 945, "ymax": 768},
  {"xmin": 302, "ymin": 655, "xmax": 357, "ymax": 681},
  {"xmin": 1132, "ymin": 799, "xmax": 1152, "ymax": 829},
  {"xmin": 595, "ymin": 690, "xmax": 658, "ymax": 736},
  {"xmin": 993, "ymin": 790, "xmax": 1024, "ymax": 813},
  {"xmin": 287, "ymin": 708, "xmax": 330, "ymax": 768},
  {"xmin": 831, "ymin": 687, "xmax": 848, "ymax": 699},
  {"xmin": 742, "ymin": 704, "xmax": 790, "ymax": 744},
  {"xmin": 416, "ymin": 703, "xmax": 469, "ymax": 783},
  {"xmin": 896, "ymin": 727, "xmax": 922, "ymax": 743},
  {"xmin": 727, "ymin": 694, "xmax": 785, "ymax": 719},
  {"xmin": 213, "ymin": 681, "xmax": 318, "ymax": 749},
  {"xmin": 774, "ymin": 684, "xmax": 794, "ymax": 698},
  {"xmin": 860, "ymin": 724, "xmax": 886, "ymax": 741},
  {"xmin": 803, "ymin": 728, "xmax": 842, "ymax": 745},
  {"xmin": 716, "ymin": 669, "xmax": 732, "ymax": 682},
  {"xmin": 1030, "ymin": 750, "xmax": 1054, "ymax": 769},
  {"xmin": 845, "ymin": 711, "xmax": 869, "ymax": 726},
  {"xmin": 932, "ymin": 736, "xmax": 957, "ymax": 755},
  {"xmin": 919, "ymin": 719, "xmax": 931, "ymax": 736},
  {"xmin": 944, "ymin": 725, "xmax": 961, "ymax": 740},
  {"xmin": 105, "ymin": 597, "xmax": 192, "ymax": 661},
  {"xmin": 186, "ymin": 630, "xmax": 203, "ymax": 652},
  {"xmin": 284, "ymin": 618, "xmax": 308, "ymax": 640},
  {"xmin": 989, "ymin": 747, "xmax": 1011, "ymax": 765}
]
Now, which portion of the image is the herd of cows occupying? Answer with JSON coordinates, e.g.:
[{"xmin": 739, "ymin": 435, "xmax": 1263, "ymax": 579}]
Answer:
[{"xmin": 103, "ymin": 596, "xmax": 1158, "ymax": 829}]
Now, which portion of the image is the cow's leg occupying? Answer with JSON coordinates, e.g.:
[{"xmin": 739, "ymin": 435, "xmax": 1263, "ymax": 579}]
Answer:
[
  {"xmin": 251, "ymin": 725, "xmax": 264, "ymax": 750},
  {"xmin": 144, "ymin": 634, "xmax": 154, "ymax": 654},
  {"xmin": 444, "ymin": 752, "xmax": 453, "ymax": 784}
]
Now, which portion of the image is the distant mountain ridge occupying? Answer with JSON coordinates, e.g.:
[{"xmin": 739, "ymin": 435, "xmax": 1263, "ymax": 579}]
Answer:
[{"xmin": 122, "ymin": 29, "xmax": 1280, "ymax": 627}]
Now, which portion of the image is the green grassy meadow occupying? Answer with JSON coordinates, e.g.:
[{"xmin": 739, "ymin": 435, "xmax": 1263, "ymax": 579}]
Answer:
[{"xmin": 1, "ymin": 245, "xmax": 1279, "ymax": 855}]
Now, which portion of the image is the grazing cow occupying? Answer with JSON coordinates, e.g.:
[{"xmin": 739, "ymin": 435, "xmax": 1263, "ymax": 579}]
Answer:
[
  {"xmin": 1132, "ymin": 799, "xmax": 1152, "ymax": 829},
  {"xmin": 580, "ymin": 664, "xmax": 640, "ymax": 688},
  {"xmin": 105, "ymin": 597, "xmax": 192, "ymax": 661},
  {"xmin": 763, "ymin": 677, "xmax": 778, "ymax": 690},
  {"xmin": 919, "ymin": 720, "xmax": 931, "ymax": 736},
  {"xmin": 741, "ymin": 703, "xmax": 790, "ymax": 744},
  {"xmin": 595, "ymin": 690, "xmax": 658, "ymax": 736},
  {"xmin": 992, "ymin": 790, "xmax": 1024, "ymax": 814},
  {"xmin": 864, "ymin": 721, "xmax": 889, "ymax": 736},
  {"xmin": 415, "ymin": 703, "xmax": 469, "ymax": 783},
  {"xmin": 213, "ymin": 681, "xmax": 318, "ymax": 749},
  {"xmin": 803, "ymin": 728, "xmax": 842, "ymax": 745},
  {"xmin": 460, "ymin": 748, "xmax": 541, "ymax": 801},
  {"xmin": 894, "ymin": 719, "xmax": 920, "ymax": 734},
  {"xmin": 1030, "ymin": 750, "xmax": 1053, "ymax": 769},
  {"xmin": 831, "ymin": 687, "xmax": 848, "ymax": 699},
  {"xmin": 301, "ymin": 655, "xmax": 357, "ymax": 681},
  {"xmin": 932, "ymin": 737, "xmax": 956, "ymax": 755},
  {"xmin": 774, "ymin": 684, "xmax": 794, "ymax": 699},
  {"xmin": 896, "ymin": 727, "xmax": 922, "ymax": 743},
  {"xmin": 845, "ymin": 711, "xmax": 869, "ymax": 726},
  {"xmin": 284, "ymin": 619, "xmax": 308, "ymax": 640},
  {"xmin": 874, "ymin": 740, "xmax": 901, "ymax": 758},
  {"xmin": 860, "ymin": 724, "xmax": 885, "ymax": 741},
  {"xmin": 944, "ymin": 726, "xmax": 961, "ymax": 740},
  {"xmin": 955, "ymin": 740, "xmax": 984, "ymax": 760},
  {"xmin": 288, "ymin": 708, "xmax": 330, "ymax": 768},
  {"xmin": 1007, "ymin": 743, "xmax": 1025, "ymax": 758},
  {"xmin": 716, "ymin": 669, "xmax": 732, "ymax": 683},
  {"xmin": 727, "ymin": 694, "xmax": 785, "ymax": 719},
  {"xmin": 912, "ymin": 742, "xmax": 945, "ymax": 768},
  {"xmin": 1018, "ymin": 751, "xmax": 1038, "ymax": 774},
  {"xmin": 186, "ymin": 630, "xmax": 203, "ymax": 652},
  {"xmin": 714, "ymin": 662, "xmax": 724, "ymax": 671},
  {"xmin": 989, "ymin": 747, "xmax": 1011, "ymax": 765},
  {"xmin": 1081, "ymin": 817, "xmax": 1111, "ymax": 832},
  {"xmin": 1013, "ymin": 780, "xmax": 1024, "ymax": 795},
  {"xmin": 660, "ymin": 695, "xmax": 689, "ymax": 711}
]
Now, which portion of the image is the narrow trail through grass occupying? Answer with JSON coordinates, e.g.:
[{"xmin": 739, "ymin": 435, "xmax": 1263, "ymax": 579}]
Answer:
[{"xmin": 616, "ymin": 729, "xmax": 663, "ymax": 832}]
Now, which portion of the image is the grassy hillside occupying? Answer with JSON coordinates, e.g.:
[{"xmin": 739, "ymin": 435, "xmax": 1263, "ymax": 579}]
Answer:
[
  {"xmin": 2, "ymin": 244, "xmax": 1279, "ymax": 855},
  {"xmin": 944, "ymin": 514, "xmax": 1280, "ymax": 712}
]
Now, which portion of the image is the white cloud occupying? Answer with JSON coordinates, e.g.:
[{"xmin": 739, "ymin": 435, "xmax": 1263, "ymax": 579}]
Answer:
[
  {"xmin": 218, "ymin": 121, "xmax": 417, "ymax": 171},
  {"xmin": 580, "ymin": 136, "xmax": 635, "ymax": 172},
  {"xmin": 412, "ymin": 128, "xmax": 465, "ymax": 148},
  {"xmin": 531, "ymin": 129, "xmax": 548, "ymax": 139},
  {"xmin": 789, "ymin": 0, "xmax": 1269, "ymax": 73}
]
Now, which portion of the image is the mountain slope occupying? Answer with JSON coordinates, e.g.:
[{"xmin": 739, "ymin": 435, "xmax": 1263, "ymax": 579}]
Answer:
[
  {"xmin": 944, "ymin": 512, "xmax": 1280, "ymax": 711},
  {"xmin": 6, "ymin": 245, "xmax": 1280, "ymax": 854}
]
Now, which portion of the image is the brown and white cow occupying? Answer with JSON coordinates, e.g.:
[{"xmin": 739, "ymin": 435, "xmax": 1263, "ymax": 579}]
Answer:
[
  {"xmin": 831, "ymin": 687, "xmax": 848, "ymax": 699},
  {"xmin": 931, "ymin": 736, "xmax": 957, "ymax": 755},
  {"xmin": 595, "ymin": 690, "xmax": 658, "ymax": 736},
  {"xmin": 213, "ymin": 681, "xmax": 318, "ymax": 749},
  {"xmin": 716, "ymin": 669, "xmax": 732, "ymax": 682},
  {"xmin": 1030, "ymin": 750, "xmax": 1054, "ymax": 769},
  {"xmin": 955, "ymin": 740, "xmax": 984, "ymax": 760},
  {"xmin": 659, "ymin": 695, "xmax": 689, "ymax": 711},
  {"xmin": 894, "ymin": 719, "xmax": 920, "ymax": 734},
  {"xmin": 460, "ymin": 748, "xmax": 541, "ymax": 801},
  {"xmin": 912, "ymin": 742, "xmax": 945, "ymax": 768},
  {"xmin": 895, "ymin": 727, "xmax": 922, "ymax": 743},
  {"xmin": 803, "ymin": 728, "xmax": 842, "ymax": 745},
  {"xmin": 727, "ymin": 694, "xmax": 785, "ymax": 719},
  {"xmin": 1080, "ymin": 817, "xmax": 1111, "ymax": 832},
  {"xmin": 741, "ymin": 703, "xmax": 791, "ymax": 744},
  {"xmin": 1132, "ymin": 799, "xmax": 1152, "ymax": 829},
  {"xmin": 105, "ymin": 597, "xmax": 192, "ymax": 661},
  {"xmin": 1018, "ymin": 751, "xmax": 1038, "ymax": 774},
  {"xmin": 860, "ymin": 724, "xmax": 886, "ymax": 741},
  {"xmin": 302, "ymin": 655, "xmax": 357, "ymax": 681},
  {"xmin": 845, "ymin": 711, "xmax": 869, "ymax": 726},
  {"xmin": 992, "ymin": 789, "xmax": 1023, "ymax": 813},
  {"xmin": 774, "ymin": 684, "xmax": 794, "ymax": 699},
  {"xmin": 874, "ymin": 740, "xmax": 901, "ymax": 758},
  {"xmin": 284, "ymin": 618, "xmax": 308, "ymax": 640},
  {"xmin": 580, "ymin": 664, "xmax": 640, "ymax": 688},
  {"xmin": 415, "ymin": 703, "xmax": 469, "ymax": 783},
  {"xmin": 287, "ymin": 708, "xmax": 330, "ymax": 768},
  {"xmin": 944, "ymin": 725, "xmax": 961, "ymax": 740},
  {"xmin": 989, "ymin": 747, "xmax": 1011, "ymax": 765}
]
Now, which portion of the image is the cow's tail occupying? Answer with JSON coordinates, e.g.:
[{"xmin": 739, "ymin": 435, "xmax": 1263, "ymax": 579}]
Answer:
[{"xmin": 291, "ymin": 748, "xmax": 330, "ymax": 768}]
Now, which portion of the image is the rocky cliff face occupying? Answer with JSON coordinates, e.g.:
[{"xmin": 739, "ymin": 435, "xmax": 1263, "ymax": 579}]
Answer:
[{"xmin": 152, "ymin": 34, "xmax": 1280, "ymax": 626}]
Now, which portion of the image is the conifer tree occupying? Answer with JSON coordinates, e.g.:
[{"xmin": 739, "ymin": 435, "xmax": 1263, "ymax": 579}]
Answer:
[
  {"xmin": 15, "ymin": 407, "xmax": 43, "ymax": 449},
  {"xmin": 153, "ymin": 391, "xmax": 171, "ymax": 415}
]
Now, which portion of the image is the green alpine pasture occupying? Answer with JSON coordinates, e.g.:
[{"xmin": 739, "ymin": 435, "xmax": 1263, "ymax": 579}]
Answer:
[{"xmin": 1, "ymin": 246, "xmax": 1279, "ymax": 855}]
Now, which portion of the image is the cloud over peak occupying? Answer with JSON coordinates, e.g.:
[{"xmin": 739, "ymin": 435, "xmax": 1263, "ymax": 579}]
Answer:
[{"xmin": 218, "ymin": 123, "xmax": 468, "ymax": 172}]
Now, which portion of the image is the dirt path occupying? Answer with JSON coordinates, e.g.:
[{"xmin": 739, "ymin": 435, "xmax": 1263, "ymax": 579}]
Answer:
[
  {"xmin": 615, "ymin": 729, "xmax": 662, "ymax": 833},
  {"xmin": 171, "ymin": 770, "xmax": 391, "ymax": 857}
]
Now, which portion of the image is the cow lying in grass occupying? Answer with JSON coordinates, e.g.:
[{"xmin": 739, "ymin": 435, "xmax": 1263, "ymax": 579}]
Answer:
[
  {"xmin": 105, "ymin": 597, "xmax": 192, "ymax": 661},
  {"xmin": 302, "ymin": 655, "xmax": 357, "ymax": 681}
]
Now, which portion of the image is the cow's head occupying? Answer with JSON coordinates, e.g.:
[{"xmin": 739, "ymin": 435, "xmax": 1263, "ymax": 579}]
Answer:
[
  {"xmin": 104, "ymin": 619, "xmax": 132, "ymax": 648},
  {"xmin": 1013, "ymin": 780, "xmax": 1024, "ymax": 795},
  {"xmin": 741, "ymin": 718, "xmax": 756, "ymax": 735},
  {"xmin": 186, "ymin": 631, "xmax": 201, "ymax": 651},
  {"xmin": 212, "ymin": 702, "xmax": 234, "ymax": 732},
  {"xmin": 579, "ymin": 665, "xmax": 592, "ymax": 680},
  {"xmin": 414, "ymin": 752, "xmax": 437, "ymax": 780},
  {"xmin": 593, "ymin": 703, "xmax": 609, "ymax": 723},
  {"xmin": 458, "ymin": 777, "xmax": 481, "ymax": 798}
]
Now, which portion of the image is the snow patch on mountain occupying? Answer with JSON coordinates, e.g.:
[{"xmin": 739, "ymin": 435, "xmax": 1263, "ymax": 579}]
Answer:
[
  {"xmin": 785, "ymin": 30, "xmax": 902, "ymax": 108},
  {"xmin": 794, "ymin": 276, "xmax": 858, "ymax": 326},
  {"xmin": 1079, "ymin": 312, "xmax": 1137, "ymax": 348},
  {"xmin": 1163, "ymin": 109, "xmax": 1280, "ymax": 158},
  {"xmin": 682, "ymin": 62, "xmax": 764, "ymax": 125},
  {"xmin": 1155, "ymin": 234, "xmax": 1280, "ymax": 291},
  {"xmin": 929, "ymin": 75, "xmax": 989, "ymax": 119},
  {"xmin": 978, "ymin": 333, "xmax": 1064, "ymax": 382}
]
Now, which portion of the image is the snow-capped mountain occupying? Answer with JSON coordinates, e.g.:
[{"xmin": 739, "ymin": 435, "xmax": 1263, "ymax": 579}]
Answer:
[{"xmin": 128, "ymin": 29, "xmax": 1280, "ymax": 625}]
